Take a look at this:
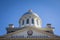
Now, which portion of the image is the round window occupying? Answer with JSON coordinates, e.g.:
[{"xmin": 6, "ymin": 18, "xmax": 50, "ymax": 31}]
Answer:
[{"xmin": 27, "ymin": 30, "xmax": 33, "ymax": 36}]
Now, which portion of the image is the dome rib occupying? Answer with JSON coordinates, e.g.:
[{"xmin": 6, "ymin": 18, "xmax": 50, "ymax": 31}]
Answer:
[{"xmin": 22, "ymin": 10, "xmax": 40, "ymax": 18}]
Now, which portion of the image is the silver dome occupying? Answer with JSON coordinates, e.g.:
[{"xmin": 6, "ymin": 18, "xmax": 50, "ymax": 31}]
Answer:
[{"xmin": 22, "ymin": 9, "xmax": 40, "ymax": 18}]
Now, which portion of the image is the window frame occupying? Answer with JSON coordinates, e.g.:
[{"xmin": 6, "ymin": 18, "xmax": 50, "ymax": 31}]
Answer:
[
  {"xmin": 32, "ymin": 18, "xmax": 34, "ymax": 24},
  {"xmin": 26, "ymin": 18, "xmax": 29, "ymax": 24},
  {"xmin": 22, "ymin": 20, "xmax": 24, "ymax": 25}
]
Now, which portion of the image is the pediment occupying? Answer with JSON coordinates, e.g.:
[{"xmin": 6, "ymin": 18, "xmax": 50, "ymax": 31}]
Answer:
[{"xmin": 4, "ymin": 27, "xmax": 56, "ymax": 38}]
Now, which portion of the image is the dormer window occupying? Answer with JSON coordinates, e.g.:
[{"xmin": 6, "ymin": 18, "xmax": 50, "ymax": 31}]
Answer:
[
  {"xmin": 22, "ymin": 20, "xmax": 24, "ymax": 25},
  {"xmin": 32, "ymin": 18, "xmax": 34, "ymax": 24},
  {"xmin": 26, "ymin": 19, "xmax": 29, "ymax": 24}
]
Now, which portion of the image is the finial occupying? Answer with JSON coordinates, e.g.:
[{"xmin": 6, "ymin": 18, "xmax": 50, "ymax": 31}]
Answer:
[{"xmin": 28, "ymin": 9, "xmax": 32, "ymax": 12}]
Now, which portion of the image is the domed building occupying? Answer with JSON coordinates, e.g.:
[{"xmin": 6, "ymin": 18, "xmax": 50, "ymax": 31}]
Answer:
[
  {"xmin": 19, "ymin": 10, "xmax": 42, "ymax": 28},
  {"xmin": 0, "ymin": 10, "xmax": 60, "ymax": 40}
]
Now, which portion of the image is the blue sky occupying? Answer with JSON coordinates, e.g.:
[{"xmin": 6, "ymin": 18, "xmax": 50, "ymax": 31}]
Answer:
[{"xmin": 0, "ymin": 0, "xmax": 60, "ymax": 36}]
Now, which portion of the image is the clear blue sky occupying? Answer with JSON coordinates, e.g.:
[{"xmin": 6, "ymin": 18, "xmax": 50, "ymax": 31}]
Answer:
[{"xmin": 0, "ymin": 0, "xmax": 60, "ymax": 36}]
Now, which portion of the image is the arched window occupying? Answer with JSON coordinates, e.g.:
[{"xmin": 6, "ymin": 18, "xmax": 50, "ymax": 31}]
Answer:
[
  {"xmin": 22, "ymin": 20, "xmax": 24, "ymax": 25},
  {"xmin": 32, "ymin": 18, "xmax": 34, "ymax": 24},
  {"xmin": 26, "ymin": 19, "xmax": 29, "ymax": 24}
]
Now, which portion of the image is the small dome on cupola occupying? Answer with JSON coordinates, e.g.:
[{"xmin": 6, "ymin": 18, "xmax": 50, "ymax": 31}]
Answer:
[
  {"xmin": 22, "ymin": 9, "xmax": 40, "ymax": 18},
  {"xmin": 19, "ymin": 9, "xmax": 42, "ymax": 28}
]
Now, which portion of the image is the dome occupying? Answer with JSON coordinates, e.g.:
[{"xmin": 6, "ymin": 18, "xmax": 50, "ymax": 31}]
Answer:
[
  {"xmin": 22, "ymin": 9, "xmax": 40, "ymax": 18},
  {"xmin": 19, "ymin": 9, "xmax": 42, "ymax": 28}
]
